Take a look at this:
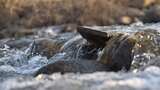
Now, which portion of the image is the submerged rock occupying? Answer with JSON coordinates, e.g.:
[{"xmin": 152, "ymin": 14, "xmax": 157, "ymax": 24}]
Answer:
[{"xmin": 29, "ymin": 38, "xmax": 63, "ymax": 58}]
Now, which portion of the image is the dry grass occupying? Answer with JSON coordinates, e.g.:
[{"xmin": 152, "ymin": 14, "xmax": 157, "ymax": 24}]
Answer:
[{"xmin": 0, "ymin": 0, "xmax": 159, "ymax": 29}]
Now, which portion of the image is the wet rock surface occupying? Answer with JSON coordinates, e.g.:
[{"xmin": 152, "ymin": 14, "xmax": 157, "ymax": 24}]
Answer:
[
  {"xmin": 77, "ymin": 26, "xmax": 109, "ymax": 47},
  {"xmin": 132, "ymin": 29, "xmax": 160, "ymax": 70},
  {"xmin": 98, "ymin": 34, "xmax": 136, "ymax": 71},
  {"xmin": 35, "ymin": 59, "xmax": 109, "ymax": 76}
]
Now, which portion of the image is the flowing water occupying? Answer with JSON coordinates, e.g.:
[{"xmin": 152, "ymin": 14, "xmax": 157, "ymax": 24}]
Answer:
[{"xmin": 0, "ymin": 23, "xmax": 160, "ymax": 90}]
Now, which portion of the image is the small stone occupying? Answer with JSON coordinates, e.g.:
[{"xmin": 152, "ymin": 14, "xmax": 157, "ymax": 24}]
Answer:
[{"xmin": 118, "ymin": 16, "xmax": 133, "ymax": 25}]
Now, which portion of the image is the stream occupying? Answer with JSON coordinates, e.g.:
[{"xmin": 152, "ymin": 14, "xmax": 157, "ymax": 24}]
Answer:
[{"xmin": 0, "ymin": 23, "xmax": 160, "ymax": 90}]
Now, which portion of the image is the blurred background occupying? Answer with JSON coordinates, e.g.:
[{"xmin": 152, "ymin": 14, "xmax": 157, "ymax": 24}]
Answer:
[
  {"xmin": 1, "ymin": 0, "xmax": 160, "ymax": 27},
  {"xmin": 0, "ymin": 0, "xmax": 160, "ymax": 37}
]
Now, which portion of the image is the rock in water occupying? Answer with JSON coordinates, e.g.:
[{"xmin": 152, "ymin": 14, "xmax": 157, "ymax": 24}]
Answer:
[
  {"xmin": 34, "ymin": 60, "xmax": 108, "ymax": 76},
  {"xmin": 77, "ymin": 26, "xmax": 110, "ymax": 47},
  {"xmin": 131, "ymin": 29, "xmax": 160, "ymax": 70},
  {"xmin": 30, "ymin": 38, "xmax": 63, "ymax": 58},
  {"xmin": 36, "ymin": 27, "xmax": 158, "ymax": 75},
  {"xmin": 78, "ymin": 26, "xmax": 136, "ymax": 71},
  {"xmin": 98, "ymin": 34, "xmax": 136, "ymax": 71}
]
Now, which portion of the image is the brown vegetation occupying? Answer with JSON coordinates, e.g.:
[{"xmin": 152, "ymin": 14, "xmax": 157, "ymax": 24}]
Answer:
[{"xmin": 0, "ymin": 0, "xmax": 159, "ymax": 29}]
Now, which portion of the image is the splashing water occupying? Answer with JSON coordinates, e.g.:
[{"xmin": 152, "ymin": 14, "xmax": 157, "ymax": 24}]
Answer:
[{"xmin": 0, "ymin": 43, "xmax": 49, "ymax": 79}]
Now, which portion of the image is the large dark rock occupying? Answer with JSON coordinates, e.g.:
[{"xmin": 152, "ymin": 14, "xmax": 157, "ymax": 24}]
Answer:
[
  {"xmin": 78, "ymin": 26, "xmax": 136, "ymax": 71},
  {"xmin": 98, "ymin": 34, "xmax": 136, "ymax": 71},
  {"xmin": 34, "ymin": 60, "xmax": 108, "ymax": 76}
]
